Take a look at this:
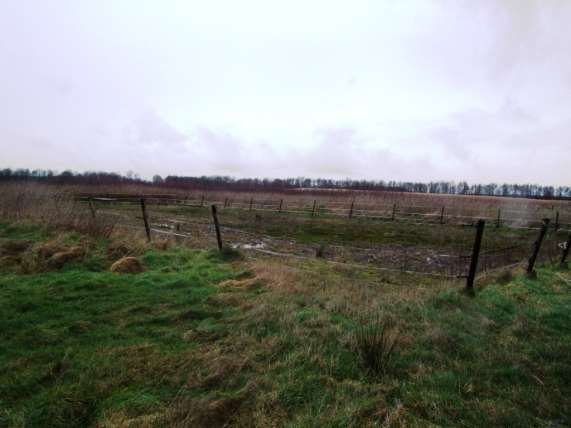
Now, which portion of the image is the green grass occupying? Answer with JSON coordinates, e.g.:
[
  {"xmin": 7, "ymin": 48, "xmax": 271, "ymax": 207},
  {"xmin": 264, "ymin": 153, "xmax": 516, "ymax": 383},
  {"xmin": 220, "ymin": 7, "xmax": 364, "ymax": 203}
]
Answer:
[
  {"xmin": 0, "ymin": 223, "xmax": 47, "ymax": 241},
  {"xmin": 1, "ymin": 222, "xmax": 571, "ymax": 426},
  {"xmin": 0, "ymin": 224, "xmax": 242, "ymax": 427}
]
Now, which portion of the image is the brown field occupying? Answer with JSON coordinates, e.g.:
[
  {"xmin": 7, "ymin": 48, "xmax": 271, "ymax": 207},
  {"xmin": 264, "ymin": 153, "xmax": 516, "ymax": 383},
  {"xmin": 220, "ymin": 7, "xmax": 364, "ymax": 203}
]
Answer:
[{"xmin": 13, "ymin": 181, "xmax": 571, "ymax": 226}]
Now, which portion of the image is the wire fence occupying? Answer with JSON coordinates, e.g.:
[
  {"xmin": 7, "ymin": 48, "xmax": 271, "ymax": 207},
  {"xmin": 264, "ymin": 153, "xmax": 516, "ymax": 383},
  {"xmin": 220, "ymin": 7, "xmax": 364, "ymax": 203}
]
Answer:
[
  {"xmin": 3, "ymin": 190, "xmax": 568, "ymax": 283},
  {"xmin": 82, "ymin": 196, "xmax": 571, "ymax": 283},
  {"xmin": 77, "ymin": 193, "xmax": 571, "ymax": 231}
]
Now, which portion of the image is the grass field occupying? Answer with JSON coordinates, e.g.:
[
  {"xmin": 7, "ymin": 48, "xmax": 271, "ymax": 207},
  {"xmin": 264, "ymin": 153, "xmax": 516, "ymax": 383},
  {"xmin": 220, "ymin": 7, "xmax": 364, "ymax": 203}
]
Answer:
[{"xmin": 1, "ymin": 221, "xmax": 571, "ymax": 427}]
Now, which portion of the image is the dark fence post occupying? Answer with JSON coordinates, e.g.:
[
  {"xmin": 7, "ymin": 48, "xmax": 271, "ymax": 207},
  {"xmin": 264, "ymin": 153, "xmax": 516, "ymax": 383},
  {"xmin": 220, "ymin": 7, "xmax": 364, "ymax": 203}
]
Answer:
[
  {"xmin": 211, "ymin": 205, "xmax": 223, "ymax": 251},
  {"xmin": 496, "ymin": 208, "xmax": 501, "ymax": 228},
  {"xmin": 349, "ymin": 200, "xmax": 354, "ymax": 219},
  {"xmin": 554, "ymin": 211, "xmax": 559, "ymax": 231},
  {"xmin": 391, "ymin": 203, "xmax": 397, "ymax": 221},
  {"xmin": 88, "ymin": 197, "xmax": 96, "ymax": 219},
  {"xmin": 140, "ymin": 198, "xmax": 151, "ymax": 242},
  {"xmin": 200, "ymin": 195, "xmax": 205, "ymax": 207},
  {"xmin": 527, "ymin": 218, "xmax": 550, "ymax": 277},
  {"xmin": 249, "ymin": 197, "xmax": 253, "ymax": 211},
  {"xmin": 311, "ymin": 200, "xmax": 317, "ymax": 217},
  {"xmin": 224, "ymin": 197, "xmax": 228, "ymax": 208},
  {"xmin": 440, "ymin": 206, "xmax": 445, "ymax": 224},
  {"xmin": 278, "ymin": 199, "xmax": 283, "ymax": 212},
  {"xmin": 560, "ymin": 234, "xmax": 571, "ymax": 268},
  {"xmin": 466, "ymin": 219, "xmax": 485, "ymax": 290}
]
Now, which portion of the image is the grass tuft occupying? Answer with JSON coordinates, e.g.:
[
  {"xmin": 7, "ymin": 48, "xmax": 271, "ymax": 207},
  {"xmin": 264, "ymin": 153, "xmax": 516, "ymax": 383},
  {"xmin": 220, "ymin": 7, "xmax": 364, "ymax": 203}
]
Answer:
[{"xmin": 353, "ymin": 315, "xmax": 399, "ymax": 377}]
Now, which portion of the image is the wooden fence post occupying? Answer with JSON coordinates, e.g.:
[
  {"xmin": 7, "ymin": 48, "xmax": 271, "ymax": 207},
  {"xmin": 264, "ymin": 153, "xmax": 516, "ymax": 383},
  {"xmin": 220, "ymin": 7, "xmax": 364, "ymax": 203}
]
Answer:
[
  {"xmin": 391, "ymin": 203, "xmax": 397, "ymax": 221},
  {"xmin": 554, "ymin": 211, "xmax": 559, "ymax": 231},
  {"xmin": 466, "ymin": 219, "xmax": 485, "ymax": 290},
  {"xmin": 527, "ymin": 218, "xmax": 550, "ymax": 277},
  {"xmin": 440, "ymin": 206, "xmax": 445, "ymax": 224},
  {"xmin": 88, "ymin": 197, "xmax": 96, "ymax": 219},
  {"xmin": 496, "ymin": 208, "xmax": 501, "ymax": 228},
  {"xmin": 200, "ymin": 195, "xmax": 205, "ymax": 207},
  {"xmin": 560, "ymin": 234, "xmax": 571, "ymax": 268},
  {"xmin": 249, "ymin": 197, "xmax": 253, "ymax": 211},
  {"xmin": 224, "ymin": 197, "xmax": 228, "ymax": 208},
  {"xmin": 349, "ymin": 200, "xmax": 354, "ymax": 219},
  {"xmin": 278, "ymin": 199, "xmax": 283, "ymax": 212},
  {"xmin": 140, "ymin": 198, "xmax": 151, "ymax": 242},
  {"xmin": 211, "ymin": 205, "xmax": 223, "ymax": 251},
  {"xmin": 311, "ymin": 200, "xmax": 317, "ymax": 217}
]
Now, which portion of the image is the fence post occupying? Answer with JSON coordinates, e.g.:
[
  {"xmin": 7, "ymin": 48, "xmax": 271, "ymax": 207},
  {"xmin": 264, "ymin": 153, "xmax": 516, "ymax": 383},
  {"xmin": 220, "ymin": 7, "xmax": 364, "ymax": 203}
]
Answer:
[
  {"xmin": 278, "ymin": 199, "xmax": 283, "ymax": 212},
  {"xmin": 466, "ymin": 219, "xmax": 485, "ymax": 290},
  {"xmin": 391, "ymin": 203, "xmax": 397, "ymax": 221},
  {"xmin": 224, "ymin": 197, "xmax": 228, "ymax": 208},
  {"xmin": 496, "ymin": 208, "xmax": 501, "ymax": 228},
  {"xmin": 140, "ymin": 198, "xmax": 151, "ymax": 242},
  {"xmin": 440, "ymin": 206, "xmax": 445, "ymax": 224},
  {"xmin": 527, "ymin": 218, "xmax": 550, "ymax": 277},
  {"xmin": 554, "ymin": 211, "xmax": 559, "ymax": 231},
  {"xmin": 200, "ymin": 195, "xmax": 205, "ymax": 207},
  {"xmin": 88, "ymin": 197, "xmax": 96, "ymax": 219},
  {"xmin": 311, "ymin": 200, "xmax": 317, "ymax": 217},
  {"xmin": 249, "ymin": 197, "xmax": 253, "ymax": 211},
  {"xmin": 349, "ymin": 200, "xmax": 354, "ymax": 219},
  {"xmin": 560, "ymin": 234, "xmax": 571, "ymax": 268},
  {"xmin": 211, "ymin": 205, "xmax": 223, "ymax": 251}
]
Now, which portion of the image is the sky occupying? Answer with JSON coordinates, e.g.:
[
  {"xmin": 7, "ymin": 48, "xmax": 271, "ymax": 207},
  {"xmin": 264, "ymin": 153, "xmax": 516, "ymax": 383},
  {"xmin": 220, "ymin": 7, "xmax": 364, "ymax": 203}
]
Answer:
[{"xmin": 0, "ymin": 0, "xmax": 570, "ymax": 185}]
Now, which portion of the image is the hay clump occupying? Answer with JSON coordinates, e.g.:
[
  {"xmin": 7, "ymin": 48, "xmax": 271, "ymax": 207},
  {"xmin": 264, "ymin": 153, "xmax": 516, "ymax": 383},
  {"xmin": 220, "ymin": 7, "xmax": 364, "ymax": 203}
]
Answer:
[
  {"xmin": 109, "ymin": 256, "xmax": 144, "ymax": 274},
  {"xmin": 48, "ymin": 246, "xmax": 85, "ymax": 268}
]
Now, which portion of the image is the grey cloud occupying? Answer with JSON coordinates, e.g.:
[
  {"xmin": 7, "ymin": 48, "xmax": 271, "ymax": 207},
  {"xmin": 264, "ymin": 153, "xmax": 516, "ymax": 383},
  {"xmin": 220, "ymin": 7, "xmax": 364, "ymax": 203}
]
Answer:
[{"xmin": 0, "ymin": 1, "xmax": 569, "ymax": 185}]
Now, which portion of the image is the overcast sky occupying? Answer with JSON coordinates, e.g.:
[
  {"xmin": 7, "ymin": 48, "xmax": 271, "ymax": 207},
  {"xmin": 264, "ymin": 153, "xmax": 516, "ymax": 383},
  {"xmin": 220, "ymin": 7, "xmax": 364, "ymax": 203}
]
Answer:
[{"xmin": 1, "ymin": 0, "xmax": 569, "ymax": 184}]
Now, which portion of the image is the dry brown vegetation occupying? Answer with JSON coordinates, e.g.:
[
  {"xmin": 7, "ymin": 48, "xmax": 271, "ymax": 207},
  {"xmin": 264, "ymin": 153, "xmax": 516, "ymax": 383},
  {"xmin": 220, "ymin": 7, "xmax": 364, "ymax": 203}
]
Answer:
[{"xmin": 5, "ymin": 181, "xmax": 569, "ymax": 225}]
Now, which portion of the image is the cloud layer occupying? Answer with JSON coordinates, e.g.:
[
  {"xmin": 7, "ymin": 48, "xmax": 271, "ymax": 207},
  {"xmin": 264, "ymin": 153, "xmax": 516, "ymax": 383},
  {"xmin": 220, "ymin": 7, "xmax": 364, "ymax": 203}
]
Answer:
[{"xmin": 0, "ymin": 0, "xmax": 570, "ymax": 185}]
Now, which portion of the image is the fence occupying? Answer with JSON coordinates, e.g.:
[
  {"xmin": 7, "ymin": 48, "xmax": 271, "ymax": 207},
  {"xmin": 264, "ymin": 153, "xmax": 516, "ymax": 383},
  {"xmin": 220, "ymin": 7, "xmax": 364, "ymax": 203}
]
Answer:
[
  {"xmin": 76, "ymin": 193, "xmax": 571, "ymax": 230},
  {"xmin": 3, "ymin": 189, "xmax": 567, "ymax": 286},
  {"xmin": 78, "ymin": 195, "xmax": 571, "ymax": 287}
]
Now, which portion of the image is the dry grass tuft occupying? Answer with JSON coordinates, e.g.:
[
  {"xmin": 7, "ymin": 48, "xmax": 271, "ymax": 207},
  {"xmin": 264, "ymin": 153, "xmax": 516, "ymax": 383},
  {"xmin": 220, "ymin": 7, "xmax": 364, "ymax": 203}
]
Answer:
[
  {"xmin": 9, "ymin": 237, "xmax": 90, "ymax": 273},
  {"xmin": 249, "ymin": 259, "xmax": 302, "ymax": 294},
  {"xmin": 109, "ymin": 257, "xmax": 144, "ymax": 274},
  {"xmin": 218, "ymin": 277, "xmax": 260, "ymax": 290}
]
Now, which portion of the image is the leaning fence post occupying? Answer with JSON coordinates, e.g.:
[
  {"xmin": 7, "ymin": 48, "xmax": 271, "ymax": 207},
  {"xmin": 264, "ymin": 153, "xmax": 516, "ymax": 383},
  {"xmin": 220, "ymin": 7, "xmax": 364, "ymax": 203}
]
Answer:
[
  {"xmin": 560, "ymin": 234, "xmax": 571, "ymax": 268},
  {"xmin": 311, "ymin": 200, "xmax": 317, "ymax": 217},
  {"xmin": 278, "ymin": 199, "xmax": 283, "ymax": 212},
  {"xmin": 211, "ymin": 205, "xmax": 223, "ymax": 251},
  {"xmin": 88, "ymin": 197, "xmax": 96, "ymax": 219},
  {"xmin": 140, "ymin": 198, "xmax": 151, "ymax": 242},
  {"xmin": 391, "ymin": 203, "xmax": 397, "ymax": 221},
  {"xmin": 349, "ymin": 200, "xmax": 354, "ymax": 219},
  {"xmin": 527, "ymin": 218, "xmax": 550, "ymax": 277},
  {"xmin": 466, "ymin": 219, "xmax": 485, "ymax": 290},
  {"xmin": 496, "ymin": 208, "xmax": 501, "ymax": 228},
  {"xmin": 440, "ymin": 206, "xmax": 445, "ymax": 224}
]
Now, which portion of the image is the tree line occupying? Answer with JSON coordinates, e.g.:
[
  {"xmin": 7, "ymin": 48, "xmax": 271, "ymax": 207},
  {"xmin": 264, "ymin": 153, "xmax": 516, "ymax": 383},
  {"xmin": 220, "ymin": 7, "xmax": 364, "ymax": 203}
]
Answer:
[{"xmin": 1, "ymin": 168, "xmax": 569, "ymax": 200}]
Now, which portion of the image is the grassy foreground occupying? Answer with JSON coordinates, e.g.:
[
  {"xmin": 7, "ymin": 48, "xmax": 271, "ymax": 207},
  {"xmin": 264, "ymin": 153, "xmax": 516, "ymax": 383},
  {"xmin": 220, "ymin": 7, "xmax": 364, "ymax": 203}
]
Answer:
[{"xmin": 1, "ymin": 222, "xmax": 570, "ymax": 427}]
